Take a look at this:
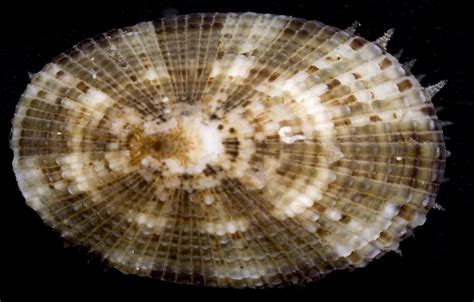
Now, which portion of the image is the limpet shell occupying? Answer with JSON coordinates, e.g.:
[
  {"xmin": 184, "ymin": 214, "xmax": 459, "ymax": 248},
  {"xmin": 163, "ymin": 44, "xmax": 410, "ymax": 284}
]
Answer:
[{"xmin": 10, "ymin": 12, "xmax": 446, "ymax": 288}]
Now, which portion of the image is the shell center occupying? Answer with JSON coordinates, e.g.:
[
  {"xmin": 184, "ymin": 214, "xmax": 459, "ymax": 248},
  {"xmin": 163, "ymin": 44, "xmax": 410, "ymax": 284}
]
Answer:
[{"xmin": 140, "ymin": 113, "xmax": 225, "ymax": 176}]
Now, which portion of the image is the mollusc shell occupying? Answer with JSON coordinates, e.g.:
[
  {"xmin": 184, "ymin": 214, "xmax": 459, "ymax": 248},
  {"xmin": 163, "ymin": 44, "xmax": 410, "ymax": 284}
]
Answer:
[{"xmin": 11, "ymin": 12, "xmax": 446, "ymax": 288}]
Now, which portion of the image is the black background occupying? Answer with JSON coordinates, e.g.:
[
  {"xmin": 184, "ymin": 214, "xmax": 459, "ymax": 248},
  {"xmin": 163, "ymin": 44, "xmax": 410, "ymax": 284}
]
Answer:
[{"xmin": 0, "ymin": 0, "xmax": 472, "ymax": 300}]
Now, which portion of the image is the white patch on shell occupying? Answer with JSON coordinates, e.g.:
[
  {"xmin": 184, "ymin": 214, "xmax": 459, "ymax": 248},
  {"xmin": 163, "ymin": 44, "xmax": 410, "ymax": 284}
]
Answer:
[
  {"xmin": 326, "ymin": 209, "xmax": 342, "ymax": 221},
  {"xmin": 203, "ymin": 194, "xmax": 215, "ymax": 205},
  {"xmin": 143, "ymin": 68, "xmax": 159, "ymax": 81},
  {"xmin": 77, "ymin": 88, "xmax": 108, "ymax": 107},
  {"xmin": 228, "ymin": 55, "xmax": 256, "ymax": 78},
  {"xmin": 382, "ymin": 203, "xmax": 400, "ymax": 218},
  {"xmin": 278, "ymin": 127, "xmax": 306, "ymax": 144},
  {"xmin": 202, "ymin": 219, "xmax": 249, "ymax": 236}
]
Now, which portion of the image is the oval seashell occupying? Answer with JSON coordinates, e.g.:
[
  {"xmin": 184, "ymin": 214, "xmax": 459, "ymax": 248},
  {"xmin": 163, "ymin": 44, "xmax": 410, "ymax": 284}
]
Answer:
[{"xmin": 10, "ymin": 12, "xmax": 446, "ymax": 288}]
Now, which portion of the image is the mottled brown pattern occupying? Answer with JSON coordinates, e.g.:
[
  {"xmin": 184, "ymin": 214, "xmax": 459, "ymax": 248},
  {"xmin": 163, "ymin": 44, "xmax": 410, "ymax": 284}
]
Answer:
[{"xmin": 11, "ymin": 13, "xmax": 445, "ymax": 288}]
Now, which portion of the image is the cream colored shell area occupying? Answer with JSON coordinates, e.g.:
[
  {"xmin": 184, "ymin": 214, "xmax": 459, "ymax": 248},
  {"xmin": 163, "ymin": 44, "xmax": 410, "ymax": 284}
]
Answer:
[{"xmin": 10, "ymin": 12, "xmax": 445, "ymax": 288}]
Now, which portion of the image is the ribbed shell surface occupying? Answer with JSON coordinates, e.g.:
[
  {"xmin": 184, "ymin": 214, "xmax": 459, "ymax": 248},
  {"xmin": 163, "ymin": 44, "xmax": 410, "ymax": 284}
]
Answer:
[{"xmin": 11, "ymin": 13, "xmax": 446, "ymax": 288}]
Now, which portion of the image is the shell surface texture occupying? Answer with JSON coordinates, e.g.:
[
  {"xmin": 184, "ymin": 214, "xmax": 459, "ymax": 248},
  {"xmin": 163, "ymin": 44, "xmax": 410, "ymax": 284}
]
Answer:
[{"xmin": 11, "ymin": 12, "xmax": 446, "ymax": 288}]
